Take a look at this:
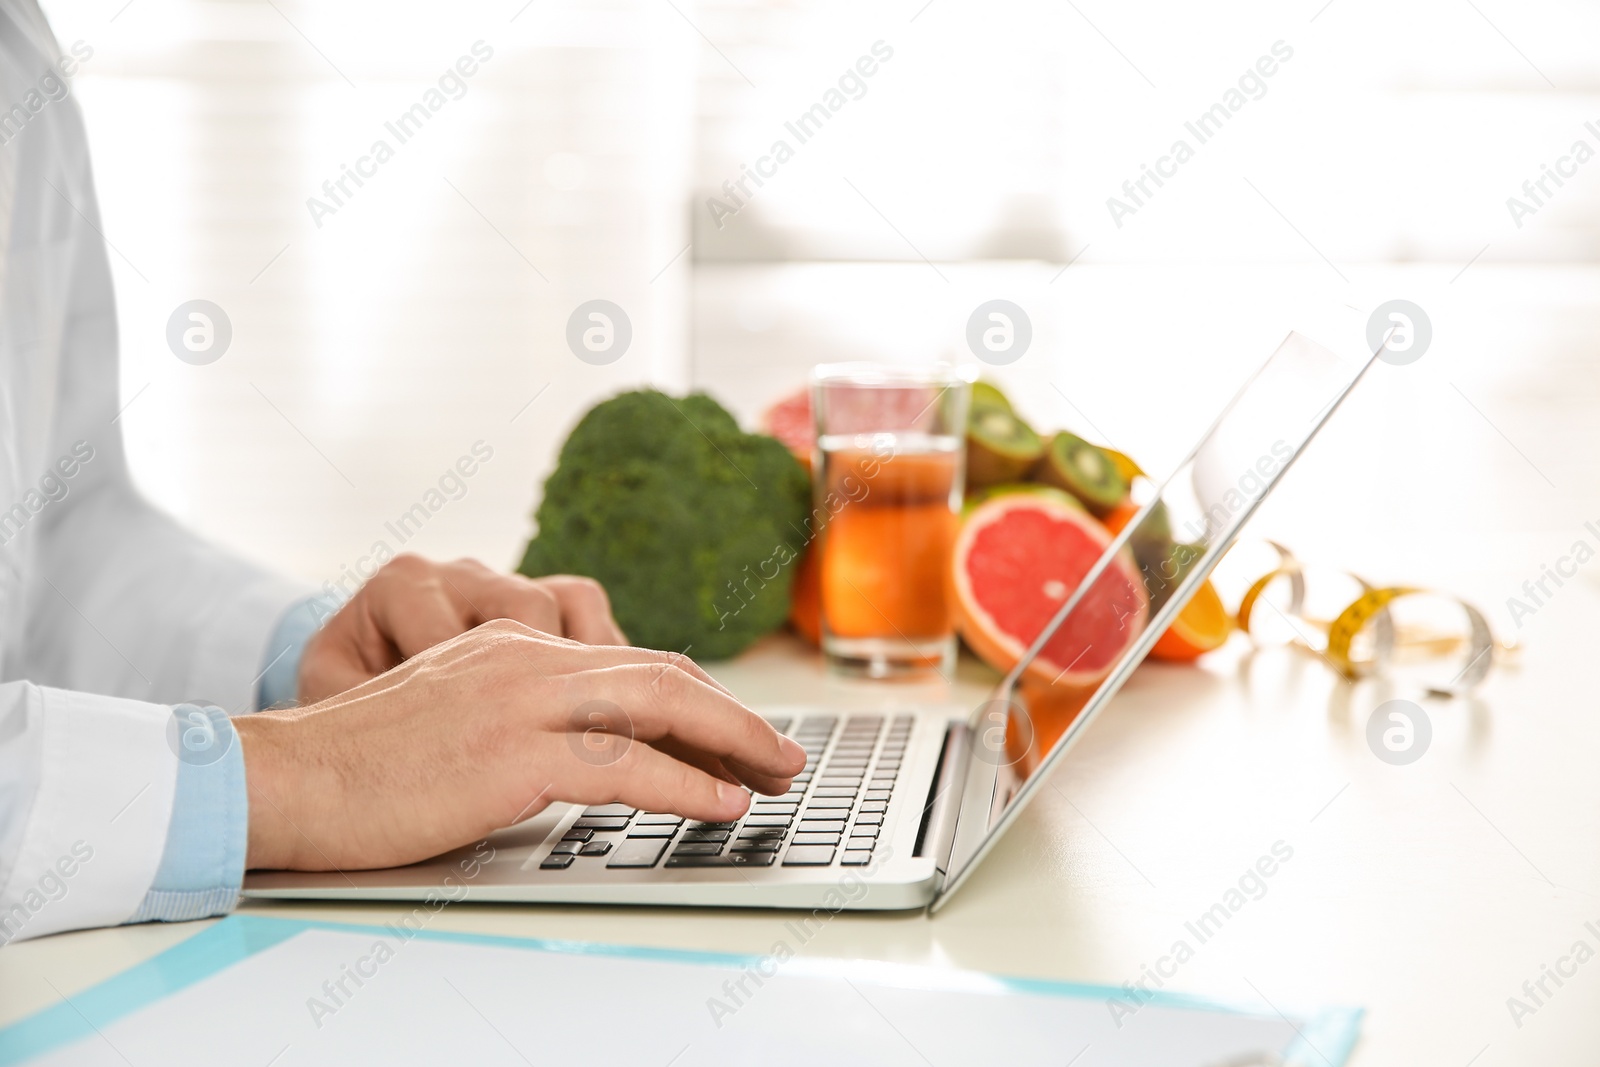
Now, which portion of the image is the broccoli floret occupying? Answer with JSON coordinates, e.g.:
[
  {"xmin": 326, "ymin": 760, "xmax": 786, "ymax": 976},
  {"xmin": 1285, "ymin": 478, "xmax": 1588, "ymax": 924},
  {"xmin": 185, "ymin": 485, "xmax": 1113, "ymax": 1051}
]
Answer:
[{"xmin": 518, "ymin": 389, "xmax": 811, "ymax": 659}]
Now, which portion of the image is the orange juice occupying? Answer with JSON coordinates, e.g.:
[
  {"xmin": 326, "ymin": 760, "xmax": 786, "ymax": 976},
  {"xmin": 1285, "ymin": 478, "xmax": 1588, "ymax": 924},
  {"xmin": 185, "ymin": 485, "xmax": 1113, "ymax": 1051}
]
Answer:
[{"xmin": 815, "ymin": 439, "xmax": 962, "ymax": 674}]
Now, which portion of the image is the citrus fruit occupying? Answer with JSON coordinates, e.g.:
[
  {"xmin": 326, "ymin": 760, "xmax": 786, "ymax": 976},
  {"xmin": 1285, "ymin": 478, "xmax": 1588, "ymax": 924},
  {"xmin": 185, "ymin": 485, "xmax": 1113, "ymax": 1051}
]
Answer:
[
  {"xmin": 759, "ymin": 387, "xmax": 813, "ymax": 473},
  {"xmin": 1102, "ymin": 447, "xmax": 1144, "ymax": 485},
  {"xmin": 953, "ymin": 491, "xmax": 1148, "ymax": 688},
  {"xmin": 1101, "ymin": 497, "xmax": 1141, "ymax": 535},
  {"xmin": 1011, "ymin": 677, "xmax": 1094, "ymax": 773},
  {"xmin": 788, "ymin": 542, "xmax": 822, "ymax": 646},
  {"xmin": 1149, "ymin": 577, "xmax": 1232, "ymax": 661},
  {"xmin": 964, "ymin": 482, "xmax": 1083, "ymax": 517}
]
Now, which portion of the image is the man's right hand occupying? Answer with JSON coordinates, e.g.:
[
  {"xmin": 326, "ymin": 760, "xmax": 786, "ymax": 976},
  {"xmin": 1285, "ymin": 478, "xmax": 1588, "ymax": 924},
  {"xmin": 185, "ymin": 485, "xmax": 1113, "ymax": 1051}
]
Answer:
[{"xmin": 233, "ymin": 620, "xmax": 806, "ymax": 872}]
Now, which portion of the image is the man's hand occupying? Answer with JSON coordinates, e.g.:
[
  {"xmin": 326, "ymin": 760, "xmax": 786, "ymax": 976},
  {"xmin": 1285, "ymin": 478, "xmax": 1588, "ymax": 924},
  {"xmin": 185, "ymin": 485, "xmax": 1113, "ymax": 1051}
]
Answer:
[
  {"xmin": 237, "ymin": 620, "xmax": 804, "ymax": 871},
  {"xmin": 298, "ymin": 555, "xmax": 627, "ymax": 704}
]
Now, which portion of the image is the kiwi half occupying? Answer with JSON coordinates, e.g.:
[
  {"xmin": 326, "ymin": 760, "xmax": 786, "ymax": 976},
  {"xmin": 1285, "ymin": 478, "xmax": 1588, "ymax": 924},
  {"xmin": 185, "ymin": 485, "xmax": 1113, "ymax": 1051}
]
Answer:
[
  {"xmin": 970, "ymin": 380, "xmax": 1014, "ymax": 415},
  {"xmin": 966, "ymin": 403, "xmax": 1045, "ymax": 488},
  {"xmin": 1032, "ymin": 432, "xmax": 1128, "ymax": 516}
]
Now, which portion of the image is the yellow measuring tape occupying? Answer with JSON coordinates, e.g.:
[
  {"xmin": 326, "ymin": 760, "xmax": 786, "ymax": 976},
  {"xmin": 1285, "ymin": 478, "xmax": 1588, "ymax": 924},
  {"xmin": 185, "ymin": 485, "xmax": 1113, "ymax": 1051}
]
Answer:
[{"xmin": 1234, "ymin": 543, "xmax": 1501, "ymax": 696}]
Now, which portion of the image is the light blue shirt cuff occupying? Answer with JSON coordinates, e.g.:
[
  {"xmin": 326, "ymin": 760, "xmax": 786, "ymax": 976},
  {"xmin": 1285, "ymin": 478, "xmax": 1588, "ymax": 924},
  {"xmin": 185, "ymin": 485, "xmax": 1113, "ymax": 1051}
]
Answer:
[
  {"xmin": 256, "ymin": 593, "xmax": 341, "ymax": 711},
  {"xmin": 127, "ymin": 706, "xmax": 247, "ymax": 923},
  {"xmin": 127, "ymin": 594, "xmax": 343, "ymax": 926}
]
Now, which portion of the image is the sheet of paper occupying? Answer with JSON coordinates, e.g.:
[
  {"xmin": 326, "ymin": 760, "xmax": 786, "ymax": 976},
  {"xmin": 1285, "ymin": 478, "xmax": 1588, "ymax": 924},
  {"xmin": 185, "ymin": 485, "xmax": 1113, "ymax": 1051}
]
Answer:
[{"xmin": 0, "ymin": 918, "xmax": 1360, "ymax": 1066}]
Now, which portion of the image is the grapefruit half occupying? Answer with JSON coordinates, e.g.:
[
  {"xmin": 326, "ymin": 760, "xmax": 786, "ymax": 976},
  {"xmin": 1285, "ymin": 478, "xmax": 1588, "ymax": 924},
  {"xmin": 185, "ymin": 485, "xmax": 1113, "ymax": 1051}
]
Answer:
[
  {"xmin": 759, "ymin": 387, "xmax": 814, "ymax": 473},
  {"xmin": 954, "ymin": 491, "xmax": 1149, "ymax": 688}
]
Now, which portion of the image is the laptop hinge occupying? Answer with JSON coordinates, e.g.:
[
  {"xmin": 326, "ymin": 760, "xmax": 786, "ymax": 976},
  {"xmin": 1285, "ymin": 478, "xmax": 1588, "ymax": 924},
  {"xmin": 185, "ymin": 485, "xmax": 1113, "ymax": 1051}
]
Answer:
[{"xmin": 917, "ymin": 723, "xmax": 970, "ymax": 878}]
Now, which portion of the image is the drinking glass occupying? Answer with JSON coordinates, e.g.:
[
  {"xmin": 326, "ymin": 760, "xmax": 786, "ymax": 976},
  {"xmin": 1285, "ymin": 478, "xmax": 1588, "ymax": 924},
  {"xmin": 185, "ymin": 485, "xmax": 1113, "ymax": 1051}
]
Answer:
[{"xmin": 810, "ymin": 363, "xmax": 974, "ymax": 678}]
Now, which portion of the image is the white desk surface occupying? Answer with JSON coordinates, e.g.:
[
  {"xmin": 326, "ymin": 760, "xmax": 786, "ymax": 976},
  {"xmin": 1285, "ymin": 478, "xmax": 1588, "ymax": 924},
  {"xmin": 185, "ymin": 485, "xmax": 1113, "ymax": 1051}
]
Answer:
[{"xmin": 4, "ymin": 611, "xmax": 1598, "ymax": 1064}]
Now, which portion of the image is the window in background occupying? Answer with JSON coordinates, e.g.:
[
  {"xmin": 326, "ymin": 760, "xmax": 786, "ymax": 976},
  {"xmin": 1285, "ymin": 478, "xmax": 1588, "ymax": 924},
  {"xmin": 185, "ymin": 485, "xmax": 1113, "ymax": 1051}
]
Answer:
[
  {"xmin": 38, "ymin": 0, "xmax": 695, "ymax": 580},
  {"xmin": 683, "ymin": 0, "xmax": 1597, "ymax": 436}
]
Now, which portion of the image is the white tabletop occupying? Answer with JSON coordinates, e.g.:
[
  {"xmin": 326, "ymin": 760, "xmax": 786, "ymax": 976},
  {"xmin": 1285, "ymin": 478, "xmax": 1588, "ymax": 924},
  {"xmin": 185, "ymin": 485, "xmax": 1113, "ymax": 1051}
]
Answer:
[{"xmin": 4, "ymin": 605, "xmax": 1597, "ymax": 1065}]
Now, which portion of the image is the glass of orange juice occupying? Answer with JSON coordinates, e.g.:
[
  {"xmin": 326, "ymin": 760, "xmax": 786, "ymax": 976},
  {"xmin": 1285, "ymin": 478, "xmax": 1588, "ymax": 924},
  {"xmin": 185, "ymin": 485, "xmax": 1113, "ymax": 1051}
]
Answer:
[{"xmin": 810, "ymin": 363, "xmax": 974, "ymax": 678}]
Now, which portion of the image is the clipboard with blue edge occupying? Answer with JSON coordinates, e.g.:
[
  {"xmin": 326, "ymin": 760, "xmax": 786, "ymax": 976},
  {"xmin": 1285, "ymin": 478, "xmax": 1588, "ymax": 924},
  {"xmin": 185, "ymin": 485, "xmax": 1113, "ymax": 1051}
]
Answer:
[{"xmin": 0, "ymin": 916, "xmax": 1362, "ymax": 1066}]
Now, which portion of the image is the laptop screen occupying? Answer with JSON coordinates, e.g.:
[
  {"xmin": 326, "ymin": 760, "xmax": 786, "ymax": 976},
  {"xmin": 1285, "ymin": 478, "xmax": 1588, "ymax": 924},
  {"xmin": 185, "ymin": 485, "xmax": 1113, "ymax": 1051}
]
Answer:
[{"xmin": 935, "ymin": 332, "xmax": 1382, "ymax": 907}]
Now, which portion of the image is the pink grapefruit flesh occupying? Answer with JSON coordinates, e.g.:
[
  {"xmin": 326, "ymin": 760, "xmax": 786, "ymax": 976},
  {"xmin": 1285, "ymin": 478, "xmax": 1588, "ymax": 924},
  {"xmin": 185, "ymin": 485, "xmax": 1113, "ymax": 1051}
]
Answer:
[
  {"xmin": 759, "ymin": 387, "xmax": 814, "ymax": 461},
  {"xmin": 954, "ymin": 492, "xmax": 1148, "ymax": 688}
]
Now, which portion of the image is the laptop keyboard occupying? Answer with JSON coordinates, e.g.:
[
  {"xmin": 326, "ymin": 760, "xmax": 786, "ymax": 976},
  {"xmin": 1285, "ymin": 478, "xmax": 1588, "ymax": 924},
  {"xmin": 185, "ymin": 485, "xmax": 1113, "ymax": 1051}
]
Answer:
[{"xmin": 536, "ymin": 714, "xmax": 910, "ymax": 872}]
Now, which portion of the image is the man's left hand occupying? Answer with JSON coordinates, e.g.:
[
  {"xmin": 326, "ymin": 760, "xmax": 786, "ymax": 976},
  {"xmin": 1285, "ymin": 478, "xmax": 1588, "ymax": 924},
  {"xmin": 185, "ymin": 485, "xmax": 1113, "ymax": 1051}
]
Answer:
[{"xmin": 297, "ymin": 555, "xmax": 627, "ymax": 703}]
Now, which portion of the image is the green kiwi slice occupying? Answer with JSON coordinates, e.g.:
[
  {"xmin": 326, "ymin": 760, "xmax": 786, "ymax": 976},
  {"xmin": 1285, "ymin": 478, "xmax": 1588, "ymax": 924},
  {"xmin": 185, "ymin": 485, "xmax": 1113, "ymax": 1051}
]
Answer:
[
  {"xmin": 970, "ymin": 380, "xmax": 1014, "ymax": 415},
  {"xmin": 1032, "ymin": 432, "xmax": 1128, "ymax": 516},
  {"xmin": 966, "ymin": 404, "xmax": 1045, "ymax": 488}
]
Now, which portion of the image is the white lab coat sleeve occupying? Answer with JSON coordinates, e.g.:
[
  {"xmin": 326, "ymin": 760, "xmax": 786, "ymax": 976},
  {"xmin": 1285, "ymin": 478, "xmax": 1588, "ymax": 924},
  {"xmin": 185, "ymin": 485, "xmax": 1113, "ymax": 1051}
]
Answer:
[
  {"xmin": 0, "ymin": 682, "xmax": 177, "ymax": 943},
  {"xmin": 20, "ymin": 91, "xmax": 309, "ymax": 712},
  {"xmin": 0, "ymin": 9, "xmax": 311, "ymax": 943}
]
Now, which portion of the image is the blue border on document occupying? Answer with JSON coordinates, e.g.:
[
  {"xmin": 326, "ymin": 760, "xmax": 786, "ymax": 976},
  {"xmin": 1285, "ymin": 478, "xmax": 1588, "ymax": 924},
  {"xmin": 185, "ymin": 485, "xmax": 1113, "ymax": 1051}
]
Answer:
[{"xmin": 0, "ymin": 916, "xmax": 1362, "ymax": 1066}]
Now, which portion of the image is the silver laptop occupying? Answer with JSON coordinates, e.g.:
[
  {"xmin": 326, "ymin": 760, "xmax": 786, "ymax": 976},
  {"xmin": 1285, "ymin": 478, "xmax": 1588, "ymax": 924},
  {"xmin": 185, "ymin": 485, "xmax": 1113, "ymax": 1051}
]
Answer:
[{"xmin": 245, "ymin": 332, "xmax": 1381, "ymax": 913}]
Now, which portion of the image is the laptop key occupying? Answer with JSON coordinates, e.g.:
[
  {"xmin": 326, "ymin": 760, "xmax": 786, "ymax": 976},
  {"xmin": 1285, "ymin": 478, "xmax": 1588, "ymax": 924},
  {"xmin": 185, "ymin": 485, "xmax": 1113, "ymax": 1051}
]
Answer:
[
  {"xmin": 855, "ymin": 813, "xmax": 884, "ymax": 826},
  {"xmin": 673, "ymin": 841, "xmax": 723, "ymax": 855},
  {"xmin": 582, "ymin": 804, "xmax": 637, "ymax": 818},
  {"xmin": 540, "ymin": 854, "xmax": 575, "ymax": 869},
  {"xmin": 573, "ymin": 817, "xmax": 631, "ymax": 831},
  {"xmin": 750, "ymin": 802, "xmax": 798, "ymax": 814},
  {"xmin": 579, "ymin": 840, "xmax": 612, "ymax": 856},
  {"xmin": 636, "ymin": 813, "xmax": 684, "ymax": 825},
  {"xmin": 561, "ymin": 828, "xmax": 594, "ymax": 843},
  {"xmin": 782, "ymin": 844, "xmax": 836, "ymax": 866},
  {"xmin": 729, "ymin": 838, "xmax": 781, "ymax": 852},
  {"xmin": 665, "ymin": 854, "xmax": 731, "ymax": 868},
  {"xmin": 840, "ymin": 850, "xmax": 874, "ymax": 866},
  {"xmin": 850, "ymin": 825, "xmax": 881, "ymax": 839},
  {"xmin": 804, "ymin": 797, "xmax": 854, "ymax": 809},
  {"xmin": 864, "ymin": 790, "xmax": 892, "ymax": 802},
  {"xmin": 666, "ymin": 851, "xmax": 778, "ymax": 868},
  {"xmin": 792, "ymin": 832, "xmax": 843, "ymax": 846},
  {"xmin": 607, "ymin": 839, "xmax": 670, "ymax": 868},
  {"xmin": 812, "ymin": 787, "xmax": 857, "ymax": 798},
  {"xmin": 743, "ymin": 815, "xmax": 793, "ymax": 828},
  {"xmin": 679, "ymin": 829, "xmax": 730, "ymax": 843},
  {"xmin": 728, "ymin": 851, "xmax": 777, "ymax": 866},
  {"xmin": 550, "ymin": 840, "xmax": 581, "ymax": 855},
  {"xmin": 626, "ymin": 824, "xmax": 678, "ymax": 838},
  {"xmin": 858, "ymin": 800, "xmax": 888, "ymax": 813}
]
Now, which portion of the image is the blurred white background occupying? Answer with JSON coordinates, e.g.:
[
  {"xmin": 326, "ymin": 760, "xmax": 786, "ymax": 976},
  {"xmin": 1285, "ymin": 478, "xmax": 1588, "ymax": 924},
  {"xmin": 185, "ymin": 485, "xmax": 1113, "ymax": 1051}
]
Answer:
[{"xmin": 35, "ymin": 0, "xmax": 1600, "ymax": 634}]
